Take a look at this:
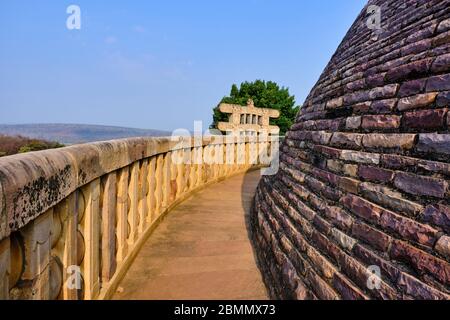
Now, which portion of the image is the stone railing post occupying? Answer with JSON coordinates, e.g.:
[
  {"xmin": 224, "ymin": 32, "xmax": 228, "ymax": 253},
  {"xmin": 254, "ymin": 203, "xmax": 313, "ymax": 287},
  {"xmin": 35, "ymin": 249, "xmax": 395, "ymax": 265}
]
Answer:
[
  {"xmin": 101, "ymin": 172, "xmax": 117, "ymax": 285},
  {"xmin": 147, "ymin": 157, "xmax": 156, "ymax": 223},
  {"xmin": 116, "ymin": 167, "xmax": 129, "ymax": 264},
  {"xmin": 81, "ymin": 178, "xmax": 100, "ymax": 300}
]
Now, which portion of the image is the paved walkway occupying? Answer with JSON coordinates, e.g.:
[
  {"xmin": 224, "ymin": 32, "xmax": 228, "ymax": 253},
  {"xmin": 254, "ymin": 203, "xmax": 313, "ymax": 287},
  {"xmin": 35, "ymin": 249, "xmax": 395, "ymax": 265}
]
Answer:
[{"xmin": 114, "ymin": 170, "xmax": 268, "ymax": 300}]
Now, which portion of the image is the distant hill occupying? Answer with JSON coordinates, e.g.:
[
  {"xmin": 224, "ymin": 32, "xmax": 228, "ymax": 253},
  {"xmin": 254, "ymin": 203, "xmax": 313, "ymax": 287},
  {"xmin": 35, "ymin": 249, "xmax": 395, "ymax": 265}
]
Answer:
[{"xmin": 0, "ymin": 124, "xmax": 170, "ymax": 145}]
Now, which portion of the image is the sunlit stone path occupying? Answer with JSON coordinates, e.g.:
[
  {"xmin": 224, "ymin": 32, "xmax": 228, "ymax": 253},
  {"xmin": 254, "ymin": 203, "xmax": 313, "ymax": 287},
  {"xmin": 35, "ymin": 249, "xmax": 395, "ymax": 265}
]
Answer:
[{"xmin": 114, "ymin": 170, "xmax": 268, "ymax": 300}]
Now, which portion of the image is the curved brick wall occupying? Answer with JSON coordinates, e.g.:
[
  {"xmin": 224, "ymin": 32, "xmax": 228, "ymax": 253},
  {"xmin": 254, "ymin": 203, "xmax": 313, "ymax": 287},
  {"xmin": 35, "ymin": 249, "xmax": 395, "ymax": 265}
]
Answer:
[{"xmin": 252, "ymin": 0, "xmax": 450, "ymax": 300}]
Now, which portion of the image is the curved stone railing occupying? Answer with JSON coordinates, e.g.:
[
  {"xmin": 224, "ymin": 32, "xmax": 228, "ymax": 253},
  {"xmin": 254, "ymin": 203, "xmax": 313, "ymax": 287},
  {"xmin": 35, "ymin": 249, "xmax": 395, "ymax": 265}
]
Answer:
[{"xmin": 0, "ymin": 135, "xmax": 276, "ymax": 300}]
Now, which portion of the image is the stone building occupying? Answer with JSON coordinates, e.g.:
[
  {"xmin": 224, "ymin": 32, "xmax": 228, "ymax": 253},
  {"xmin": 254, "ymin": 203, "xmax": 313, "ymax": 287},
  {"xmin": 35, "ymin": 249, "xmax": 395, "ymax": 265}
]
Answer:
[{"xmin": 252, "ymin": 0, "xmax": 450, "ymax": 299}]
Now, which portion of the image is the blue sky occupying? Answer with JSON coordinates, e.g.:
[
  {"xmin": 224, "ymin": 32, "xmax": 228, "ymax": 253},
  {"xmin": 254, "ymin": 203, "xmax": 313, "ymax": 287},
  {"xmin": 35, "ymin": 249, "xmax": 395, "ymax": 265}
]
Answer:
[{"xmin": 0, "ymin": 0, "xmax": 367, "ymax": 132}]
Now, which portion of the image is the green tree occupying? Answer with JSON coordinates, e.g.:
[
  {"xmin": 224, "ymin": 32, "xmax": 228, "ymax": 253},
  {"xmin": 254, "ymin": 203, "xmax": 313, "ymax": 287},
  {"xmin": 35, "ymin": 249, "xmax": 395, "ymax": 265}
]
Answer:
[
  {"xmin": 211, "ymin": 80, "xmax": 300, "ymax": 135},
  {"xmin": 18, "ymin": 140, "xmax": 64, "ymax": 154}
]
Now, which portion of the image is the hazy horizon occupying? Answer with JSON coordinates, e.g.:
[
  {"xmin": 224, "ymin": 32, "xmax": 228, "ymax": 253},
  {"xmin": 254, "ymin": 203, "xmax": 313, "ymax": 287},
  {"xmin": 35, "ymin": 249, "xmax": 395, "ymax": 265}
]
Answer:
[{"xmin": 0, "ymin": 0, "xmax": 367, "ymax": 132}]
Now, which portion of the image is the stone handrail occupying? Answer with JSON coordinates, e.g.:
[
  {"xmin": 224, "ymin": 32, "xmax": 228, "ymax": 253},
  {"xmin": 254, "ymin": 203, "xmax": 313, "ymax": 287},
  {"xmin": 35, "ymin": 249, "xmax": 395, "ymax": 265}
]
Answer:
[{"xmin": 0, "ymin": 135, "xmax": 275, "ymax": 300}]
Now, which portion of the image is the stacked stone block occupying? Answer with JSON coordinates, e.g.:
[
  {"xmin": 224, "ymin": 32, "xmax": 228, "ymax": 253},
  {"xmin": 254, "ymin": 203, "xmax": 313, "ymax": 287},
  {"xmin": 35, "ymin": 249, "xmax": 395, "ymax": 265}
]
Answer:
[{"xmin": 252, "ymin": 0, "xmax": 450, "ymax": 299}]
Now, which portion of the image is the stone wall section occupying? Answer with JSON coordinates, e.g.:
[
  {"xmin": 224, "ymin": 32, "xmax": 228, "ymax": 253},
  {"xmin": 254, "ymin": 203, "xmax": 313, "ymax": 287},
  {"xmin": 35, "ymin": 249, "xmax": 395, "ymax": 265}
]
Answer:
[{"xmin": 252, "ymin": 0, "xmax": 450, "ymax": 299}]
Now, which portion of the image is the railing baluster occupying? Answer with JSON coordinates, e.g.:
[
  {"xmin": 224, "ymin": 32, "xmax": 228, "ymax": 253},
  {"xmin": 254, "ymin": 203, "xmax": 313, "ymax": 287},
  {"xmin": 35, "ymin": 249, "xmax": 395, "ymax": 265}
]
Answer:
[
  {"xmin": 58, "ymin": 193, "xmax": 79, "ymax": 300},
  {"xmin": 162, "ymin": 152, "xmax": 171, "ymax": 209},
  {"xmin": 176, "ymin": 149, "xmax": 185, "ymax": 199},
  {"xmin": 82, "ymin": 179, "xmax": 100, "ymax": 300},
  {"xmin": 183, "ymin": 150, "xmax": 189, "ymax": 194},
  {"xmin": 147, "ymin": 157, "xmax": 156, "ymax": 222},
  {"xmin": 128, "ymin": 162, "xmax": 139, "ymax": 244},
  {"xmin": 138, "ymin": 160, "xmax": 149, "ymax": 234},
  {"xmin": 101, "ymin": 172, "xmax": 117, "ymax": 286},
  {"xmin": 154, "ymin": 155, "xmax": 164, "ymax": 216},
  {"xmin": 215, "ymin": 144, "xmax": 220, "ymax": 178},
  {"xmin": 19, "ymin": 209, "xmax": 53, "ymax": 299},
  {"xmin": 170, "ymin": 151, "xmax": 177, "ymax": 202},
  {"xmin": 189, "ymin": 148, "xmax": 196, "ymax": 191},
  {"xmin": 116, "ymin": 167, "xmax": 129, "ymax": 263}
]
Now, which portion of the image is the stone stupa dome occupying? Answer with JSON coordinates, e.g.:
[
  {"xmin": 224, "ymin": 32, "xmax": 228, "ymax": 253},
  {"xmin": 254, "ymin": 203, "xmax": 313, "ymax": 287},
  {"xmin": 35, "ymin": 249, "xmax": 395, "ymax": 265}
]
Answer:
[{"xmin": 252, "ymin": 0, "xmax": 450, "ymax": 300}]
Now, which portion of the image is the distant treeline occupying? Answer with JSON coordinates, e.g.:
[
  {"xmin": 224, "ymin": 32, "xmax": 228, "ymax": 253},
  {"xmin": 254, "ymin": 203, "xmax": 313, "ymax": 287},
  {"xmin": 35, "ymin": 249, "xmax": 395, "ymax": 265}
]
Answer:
[{"xmin": 0, "ymin": 135, "xmax": 64, "ymax": 157}]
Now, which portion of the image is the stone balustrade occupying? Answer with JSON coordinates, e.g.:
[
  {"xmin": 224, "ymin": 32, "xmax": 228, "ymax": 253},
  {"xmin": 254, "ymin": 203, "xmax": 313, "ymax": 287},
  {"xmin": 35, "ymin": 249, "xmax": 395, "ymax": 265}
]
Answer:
[{"xmin": 0, "ymin": 135, "xmax": 275, "ymax": 300}]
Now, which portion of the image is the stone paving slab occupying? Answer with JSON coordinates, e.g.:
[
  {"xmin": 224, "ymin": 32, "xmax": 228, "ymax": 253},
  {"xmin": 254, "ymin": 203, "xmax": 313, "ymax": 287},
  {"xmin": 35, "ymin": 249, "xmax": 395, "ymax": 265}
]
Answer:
[{"xmin": 113, "ymin": 170, "xmax": 268, "ymax": 300}]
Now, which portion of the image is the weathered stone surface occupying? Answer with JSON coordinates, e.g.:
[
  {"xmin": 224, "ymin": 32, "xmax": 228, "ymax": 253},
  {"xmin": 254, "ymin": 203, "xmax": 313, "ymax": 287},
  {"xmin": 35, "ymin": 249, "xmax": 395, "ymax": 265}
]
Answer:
[
  {"xmin": 343, "ymin": 164, "xmax": 358, "ymax": 177},
  {"xmin": 323, "ymin": 206, "xmax": 353, "ymax": 231},
  {"xmin": 433, "ymin": 31, "xmax": 450, "ymax": 48},
  {"xmin": 402, "ymin": 39, "xmax": 432, "ymax": 56},
  {"xmin": 327, "ymin": 160, "xmax": 343, "ymax": 173},
  {"xmin": 20, "ymin": 211, "xmax": 52, "ymax": 281},
  {"xmin": 394, "ymin": 172, "xmax": 448, "ymax": 198},
  {"xmin": 370, "ymin": 99, "xmax": 397, "ymax": 113},
  {"xmin": 437, "ymin": 18, "xmax": 450, "ymax": 33},
  {"xmin": 332, "ymin": 273, "xmax": 367, "ymax": 300},
  {"xmin": 435, "ymin": 236, "xmax": 450, "ymax": 260},
  {"xmin": 436, "ymin": 91, "xmax": 450, "ymax": 107},
  {"xmin": 340, "ymin": 150, "xmax": 380, "ymax": 164},
  {"xmin": 344, "ymin": 91, "xmax": 370, "ymax": 105},
  {"xmin": 362, "ymin": 115, "xmax": 401, "ymax": 130},
  {"xmin": 307, "ymin": 269, "xmax": 339, "ymax": 300},
  {"xmin": 330, "ymin": 133, "xmax": 363, "ymax": 149},
  {"xmin": 424, "ymin": 204, "xmax": 450, "ymax": 233},
  {"xmin": 359, "ymin": 182, "xmax": 423, "ymax": 217},
  {"xmin": 346, "ymin": 116, "xmax": 362, "ymax": 130},
  {"xmin": 346, "ymin": 79, "xmax": 366, "ymax": 92},
  {"xmin": 353, "ymin": 244, "xmax": 401, "ymax": 283},
  {"xmin": 416, "ymin": 133, "xmax": 450, "ymax": 156},
  {"xmin": 381, "ymin": 154, "xmax": 450, "ymax": 175},
  {"xmin": 426, "ymin": 74, "xmax": 450, "ymax": 92},
  {"xmin": 306, "ymin": 247, "xmax": 336, "ymax": 280},
  {"xmin": 362, "ymin": 134, "xmax": 416, "ymax": 150},
  {"xmin": 358, "ymin": 166, "xmax": 394, "ymax": 183},
  {"xmin": 431, "ymin": 53, "xmax": 450, "ymax": 73},
  {"xmin": 311, "ymin": 131, "xmax": 333, "ymax": 145},
  {"xmin": 366, "ymin": 73, "xmax": 385, "ymax": 87},
  {"xmin": 351, "ymin": 221, "xmax": 391, "ymax": 252},
  {"xmin": 385, "ymin": 59, "xmax": 432, "ymax": 82},
  {"xmin": 338, "ymin": 177, "xmax": 359, "ymax": 194},
  {"xmin": 397, "ymin": 93, "xmax": 438, "ymax": 111},
  {"xmin": 314, "ymin": 145, "xmax": 342, "ymax": 158},
  {"xmin": 396, "ymin": 272, "xmax": 450, "ymax": 300},
  {"xmin": 398, "ymin": 79, "xmax": 426, "ymax": 97},
  {"xmin": 315, "ymin": 119, "xmax": 344, "ymax": 131},
  {"xmin": 380, "ymin": 210, "xmax": 439, "ymax": 247},
  {"xmin": 368, "ymin": 84, "xmax": 399, "ymax": 100},
  {"xmin": 353, "ymin": 101, "xmax": 372, "ymax": 114},
  {"xmin": 331, "ymin": 228, "xmax": 356, "ymax": 251},
  {"xmin": 341, "ymin": 195, "xmax": 383, "ymax": 224},
  {"xmin": 326, "ymin": 97, "xmax": 344, "ymax": 109},
  {"xmin": 389, "ymin": 240, "xmax": 450, "ymax": 285},
  {"xmin": 402, "ymin": 109, "xmax": 447, "ymax": 129}
]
